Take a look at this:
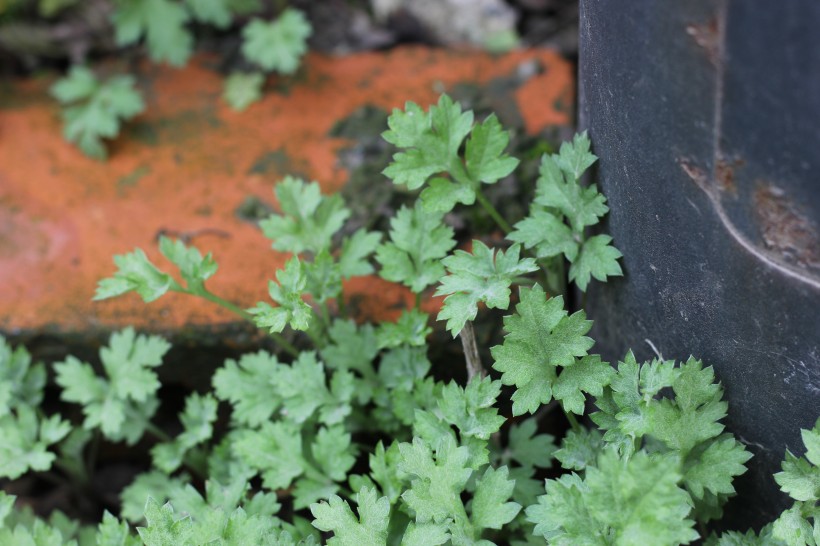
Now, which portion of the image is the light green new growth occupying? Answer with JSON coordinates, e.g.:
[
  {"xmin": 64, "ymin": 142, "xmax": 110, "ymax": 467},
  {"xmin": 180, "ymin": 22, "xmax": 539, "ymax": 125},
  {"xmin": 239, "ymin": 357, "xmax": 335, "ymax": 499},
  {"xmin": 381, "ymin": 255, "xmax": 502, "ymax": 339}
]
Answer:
[
  {"xmin": 50, "ymin": 65, "xmax": 145, "ymax": 159},
  {"xmin": 234, "ymin": 421, "xmax": 355, "ymax": 509},
  {"xmin": 310, "ymin": 487, "xmax": 390, "ymax": 546},
  {"xmin": 111, "ymin": 0, "xmax": 268, "ymax": 67},
  {"xmin": 508, "ymin": 132, "xmax": 623, "ymax": 291},
  {"xmin": 0, "ymin": 337, "xmax": 46, "ymax": 414},
  {"xmin": 261, "ymin": 177, "xmax": 350, "ymax": 255},
  {"xmin": 214, "ymin": 350, "xmax": 355, "ymax": 429},
  {"xmin": 0, "ymin": 406, "xmax": 71, "ymax": 479},
  {"xmin": 112, "ymin": 0, "xmax": 193, "ymax": 66},
  {"xmin": 55, "ymin": 328, "xmax": 170, "ymax": 444},
  {"xmin": 396, "ymin": 435, "xmax": 520, "ymax": 544},
  {"xmin": 382, "ymin": 95, "xmax": 519, "ymax": 229},
  {"xmin": 437, "ymin": 376, "xmax": 506, "ymax": 441},
  {"xmin": 97, "ymin": 1, "xmax": 307, "ymax": 122},
  {"xmin": 157, "ymin": 236, "xmax": 218, "ymax": 292},
  {"xmin": 4, "ymin": 95, "xmax": 801, "ymax": 546},
  {"xmin": 376, "ymin": 203, "xmax": 456, "ymax": 294},
  {"xmin": 185, "ymin": 0, "xmax": 234, "ymax": 28},
  {"xmin": 151, "ymin": 393, "xmax": 217, "ymax": 473},
  {"xmin": 0, "ymin": 339, "xmax": 65, "ymax": 480},
  {"xmin": 224, "ymin": 72, "xmax": 265, "ymax": 111},
  {"xmin": 771, "ymin": 419, "xmax": 820, "ymax": 546},
  {"xmin": 95, "ymin": 236, "xmax": 216, "ymax": 303},
  {"xmin": 527, "ymin": 449, "xmax": 699, "ymax": 545},
  {"xmin": 490, "ymin": 285, "xmax": 599, "ymax": 416},
  {"xmin": 375, "ymin": 309, "xmax": 431, "ymax": 349},
  {"xmin": 589, "ymin": 352, "xmax": 752, "ymax": 521},
  {"xmin": 248, "ymin": 257, "xmax": 313, "ymax": 333},
  {"xmin": 242, "ymin": 8, "xmax": 312, "ymax": 74},
  {"xmin": 435, "ymin": 241, "xmax": 538, "ymax": 337}
]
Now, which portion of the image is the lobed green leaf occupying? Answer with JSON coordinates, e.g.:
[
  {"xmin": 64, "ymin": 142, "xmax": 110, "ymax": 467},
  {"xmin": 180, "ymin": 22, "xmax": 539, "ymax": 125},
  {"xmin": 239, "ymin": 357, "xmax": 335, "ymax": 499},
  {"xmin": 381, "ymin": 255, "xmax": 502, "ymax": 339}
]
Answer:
[{"xmin": 242, "ymin": 9, "xmax": 311, "ymax": 74}]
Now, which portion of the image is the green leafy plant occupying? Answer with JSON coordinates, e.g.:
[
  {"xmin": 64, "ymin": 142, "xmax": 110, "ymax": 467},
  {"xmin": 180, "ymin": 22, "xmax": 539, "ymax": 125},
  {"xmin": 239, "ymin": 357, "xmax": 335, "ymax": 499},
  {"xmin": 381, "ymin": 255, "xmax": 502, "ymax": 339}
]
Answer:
[
  {"xmin": 508, "ymin": 133, "xmax": 621, "ymax": 293},
  {"xmin": 50, "ymin": 65, "xmax": 145, "ymax": 160},
  {"xmin": 50, "ymin": 2, "xmax": 311, "ymax": 157},
  {"xmin": 0, "ymin": 94, "xmax": 815, "ymax": 545},
  {"xmin": 770, "ymin": 419, "xmax": 820, "ymax": 545},
  {"xmin": 240, "ymin": 8, "xmax": 311, "ymax": 74}
]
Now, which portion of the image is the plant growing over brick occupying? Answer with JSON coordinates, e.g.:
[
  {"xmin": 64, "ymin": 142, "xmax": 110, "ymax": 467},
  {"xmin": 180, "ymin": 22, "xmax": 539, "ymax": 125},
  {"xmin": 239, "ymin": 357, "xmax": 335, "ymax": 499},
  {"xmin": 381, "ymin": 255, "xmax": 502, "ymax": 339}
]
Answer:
[{"xmin": 0, "ymin": 95, "xmax": 814, "ymax": 545}]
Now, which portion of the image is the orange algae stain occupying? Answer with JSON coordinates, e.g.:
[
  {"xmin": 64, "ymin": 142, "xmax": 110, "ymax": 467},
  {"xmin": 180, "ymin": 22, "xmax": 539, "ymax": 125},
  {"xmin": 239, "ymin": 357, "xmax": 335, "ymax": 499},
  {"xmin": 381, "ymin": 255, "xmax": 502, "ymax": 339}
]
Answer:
[
  {"xmin": 515, "ymin": 56, "xmax": 574, "ymax": 134},
  {"xmin": 0, "ymin": 46, "xmax": 573, "ymax": 335},
  {"xmin": 342, "ymin": 277, "xmax": 444, "ymax": 325}
]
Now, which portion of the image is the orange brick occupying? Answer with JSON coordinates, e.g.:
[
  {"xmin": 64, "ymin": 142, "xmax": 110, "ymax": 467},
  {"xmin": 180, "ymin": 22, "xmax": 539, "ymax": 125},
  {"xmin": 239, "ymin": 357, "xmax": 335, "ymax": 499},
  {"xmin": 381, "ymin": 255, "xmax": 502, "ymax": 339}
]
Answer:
[{"xmin": 0, "ymin": 47, "xmax": 572, "ymax": 336}]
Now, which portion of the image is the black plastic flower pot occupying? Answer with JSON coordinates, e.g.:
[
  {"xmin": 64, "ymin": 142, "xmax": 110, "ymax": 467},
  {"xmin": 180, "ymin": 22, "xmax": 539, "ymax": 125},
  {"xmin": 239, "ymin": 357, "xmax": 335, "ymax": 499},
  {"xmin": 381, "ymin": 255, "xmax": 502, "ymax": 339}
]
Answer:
[{"xmin": 579, "ymin": 0, "xmax": 820, "ymax": 528}]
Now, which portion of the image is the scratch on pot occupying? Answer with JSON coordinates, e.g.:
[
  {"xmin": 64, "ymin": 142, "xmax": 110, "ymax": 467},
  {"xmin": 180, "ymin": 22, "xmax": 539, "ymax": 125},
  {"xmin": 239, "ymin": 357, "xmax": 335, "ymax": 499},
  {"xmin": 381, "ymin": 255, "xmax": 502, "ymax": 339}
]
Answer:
[
  {"xmin": 679, "ymin": 158, "xmax": 820, "ymax": 290},
  {"xmin": 686, "ymin": 197, "xmax": 701, "ymax": 215}
]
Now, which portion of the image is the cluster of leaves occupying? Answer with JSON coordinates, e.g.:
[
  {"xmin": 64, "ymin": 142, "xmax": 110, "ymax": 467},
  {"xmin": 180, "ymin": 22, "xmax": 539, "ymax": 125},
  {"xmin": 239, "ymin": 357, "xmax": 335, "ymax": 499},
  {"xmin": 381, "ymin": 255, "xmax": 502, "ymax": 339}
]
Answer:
[
  {"xmin": 0, "ymin": 95, "xmax": 814, "ymax": 545},
  {"xmin": 50, "ymin": 66, "xmax": 145, "ymax": 159},
  {"xmin": 770, "ymin": 420, "xmax": 820, "ymax": 545},
  {"xmin": 383, "ymin": 94, "xmax": 519, "ymax": 216},
  {"xmin": 49, "ymin": 1, "xmax": 312, "ymax": 158},
  {"xmin": 0, "ymin": 337, "xmax": 70, "ymax": 480},
  {"xmin": 508, "ymin": 133, "xmax": 621, "ymax": 292}
]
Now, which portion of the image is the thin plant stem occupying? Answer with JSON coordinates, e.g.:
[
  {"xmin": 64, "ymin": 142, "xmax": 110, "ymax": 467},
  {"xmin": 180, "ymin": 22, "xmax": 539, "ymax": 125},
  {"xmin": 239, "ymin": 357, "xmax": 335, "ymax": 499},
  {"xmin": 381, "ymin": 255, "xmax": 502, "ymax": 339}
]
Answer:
[
  {"xmin": 534, "ymin": 400, "xmax": 560, "ymax": 423},
  {"xmin": 183, "ymin": 447, "xmax": 209, "ymax": 479},
  {"xmin": 303, "ymin": 320, "xmax": 325, "ymax": 348},
  {"xmin": 320, "ymin": 301, "xmax": 332, "ymax": 331},
  {"xmin": 193, "ymin": 288, "xmax": 300, "ymax": 357},
  {"xmin": 414, "ymin": 291, "xmax": 423, "ymax": 310},
  {"xmin": 145, "ymin": 422, "xmax": 172, "ymax": 443},
  {"xmin": 52, "ymin": 459, "xmax": 86, "ymax": 486},
  {"xmin": 85, "ymin": 430, "xmax": 101, "ymax": 483},
  {"xmin": 459, "ymin": 321, "xmax": 485, "ymax": 381},
  {"xmin": 554, "ymin": 256, "xmax": 567, "ymax": 300},
  {"xmin": 195, "ymin": 288, "xmax": 253, "ymax": 321},
  {"xmin": 566, "ymin": 412, "xmax": 582, "ymax": 432},
  {"xmin": 474, "ymin": 188, "xmax": 513, "ymax": 234}
]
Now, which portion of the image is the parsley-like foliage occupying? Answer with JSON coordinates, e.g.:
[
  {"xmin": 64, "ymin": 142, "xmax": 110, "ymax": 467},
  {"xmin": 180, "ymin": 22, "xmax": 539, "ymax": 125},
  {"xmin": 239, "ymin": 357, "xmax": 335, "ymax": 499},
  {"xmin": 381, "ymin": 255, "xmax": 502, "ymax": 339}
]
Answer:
[
  {"xmin": 50, "ymin": 66, "xmax": 145, "ymax": 159},
  {"xmin": 509, "ymin": 132, "xmax": 623, "ymax": 291},
  {"xmin": 0, "ymin": 94, "xmax": 806, "ymax": 546}
]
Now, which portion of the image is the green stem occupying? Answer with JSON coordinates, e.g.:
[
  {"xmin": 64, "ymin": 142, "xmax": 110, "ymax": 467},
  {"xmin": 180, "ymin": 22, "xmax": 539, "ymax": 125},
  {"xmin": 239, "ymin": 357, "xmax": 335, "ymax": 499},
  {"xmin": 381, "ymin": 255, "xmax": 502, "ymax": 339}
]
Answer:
[
  {"xmin": 183, "ymin": 447, "xmax": 209, "ymax": 479},
  {"xmin": 554, "ymin": 256, "xmax": 567, "ymax": 300},
  {"xmin": 195, "ymin": 288, "xmax": 253, "ymax": 321},
  {"xmin": 414, "ymin": 291, "xmax": 423, "ymax": 310},
  {"xmin": 304, "ymin": 319, "xmax": 325, "ymax": 348},
  {"xmin": 145, "ymin": 422, "xmax": 172, "ymax": 443},
  {"xmin": 566, "ymin": 412, "xmax": 582, "ymax": 432},
  {"xmin": 191, "ymin": 288, "xmax": 299, "ymax": 357},
  {"xmin": 539, "ymin": 256, "xmax": 568, "ymax": 299},
  {"xmin": 52, "ymin": 459, "xmax": 87, "ymax": 486},
  {"xmin": 474, "ymin": 188, "xmax": 513, "ymax": 234},
  {"xmin": 320, "ymin": 301, "xmax": 332, "ymax": 331},
  {"xmin": 84, "ymin": 430, "xmax": 101, "ymax": 484}
]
